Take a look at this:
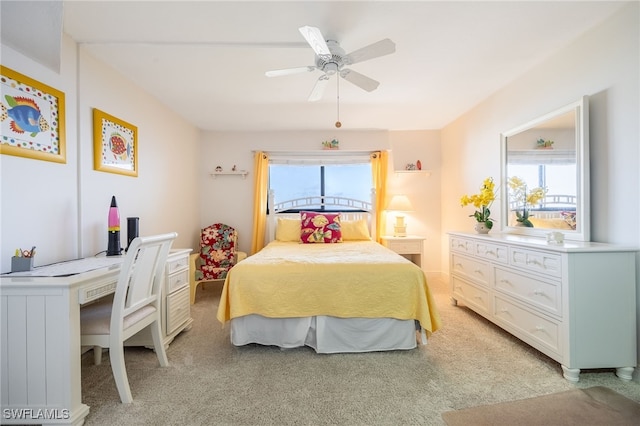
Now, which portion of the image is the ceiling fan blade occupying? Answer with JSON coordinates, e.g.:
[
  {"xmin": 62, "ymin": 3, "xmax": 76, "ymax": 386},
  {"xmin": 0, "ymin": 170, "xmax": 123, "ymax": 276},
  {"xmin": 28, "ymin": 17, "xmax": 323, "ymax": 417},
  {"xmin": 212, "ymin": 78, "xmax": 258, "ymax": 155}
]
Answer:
[
  {"xmin": 340, "ymin": 69, "xmax": 380, "ymax": 92},
  {"xmin": 299, "ymin": 26, "xmax": 332, "ymax": 61},
  {"xmin": 344, "ymin": 38, "xmax": 396, "ymax": 65},
  {"xmin": 308, "ymin": 75, "xmax": 330, "ymax": 102},
  {"xmin": 265, "ymin": 66, "xmax": 315, "ymax": 77}
]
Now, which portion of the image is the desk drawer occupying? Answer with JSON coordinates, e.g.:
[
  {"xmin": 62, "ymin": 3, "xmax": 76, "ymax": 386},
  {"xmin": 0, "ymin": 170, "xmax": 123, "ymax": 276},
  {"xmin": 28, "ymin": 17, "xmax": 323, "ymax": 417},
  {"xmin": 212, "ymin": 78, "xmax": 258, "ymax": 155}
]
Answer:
[
  {"xmin": 166, "ymin": 254, "xmax": 189, "ymax": 275},
  {"xmin": 167, "ymin": 269, "xmax": 189, "ymax": 293},
  {"xmin": 167, "ymin": 286, "xmax": 190, "ymax": 334}
]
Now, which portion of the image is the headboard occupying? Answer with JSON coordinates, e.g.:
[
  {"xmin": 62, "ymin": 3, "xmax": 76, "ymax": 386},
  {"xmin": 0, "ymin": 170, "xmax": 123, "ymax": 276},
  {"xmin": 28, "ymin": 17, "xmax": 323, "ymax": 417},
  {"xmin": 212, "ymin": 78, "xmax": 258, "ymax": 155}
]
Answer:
[{"xmin": 266, "ymin": 190, "xmax": 376, "ymax": 244}]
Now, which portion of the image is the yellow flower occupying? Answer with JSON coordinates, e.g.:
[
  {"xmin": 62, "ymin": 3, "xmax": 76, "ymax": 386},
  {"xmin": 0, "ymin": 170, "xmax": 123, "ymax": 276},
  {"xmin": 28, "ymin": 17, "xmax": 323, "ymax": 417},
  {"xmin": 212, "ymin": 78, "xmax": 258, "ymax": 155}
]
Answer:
[{"xmin": 461, "ymin": 177, "xmax": 497, "ymax": 228}]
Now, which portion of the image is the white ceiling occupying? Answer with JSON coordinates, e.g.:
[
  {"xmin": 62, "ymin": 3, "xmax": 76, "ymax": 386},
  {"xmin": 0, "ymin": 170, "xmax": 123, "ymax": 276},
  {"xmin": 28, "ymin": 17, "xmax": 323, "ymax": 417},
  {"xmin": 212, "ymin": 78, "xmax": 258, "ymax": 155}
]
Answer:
[{"xmin": 3, "ymin": 1, "xmax": 628, "ymax": 132}]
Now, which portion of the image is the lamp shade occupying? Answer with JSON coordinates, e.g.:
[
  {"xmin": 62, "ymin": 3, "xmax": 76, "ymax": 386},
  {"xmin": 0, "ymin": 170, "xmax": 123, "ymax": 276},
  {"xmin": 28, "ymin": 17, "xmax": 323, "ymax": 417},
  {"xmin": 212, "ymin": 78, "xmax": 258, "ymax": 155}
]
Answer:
[{"xmin": 387, "ymin": 194, "xmax": 414, "ymax": 211}]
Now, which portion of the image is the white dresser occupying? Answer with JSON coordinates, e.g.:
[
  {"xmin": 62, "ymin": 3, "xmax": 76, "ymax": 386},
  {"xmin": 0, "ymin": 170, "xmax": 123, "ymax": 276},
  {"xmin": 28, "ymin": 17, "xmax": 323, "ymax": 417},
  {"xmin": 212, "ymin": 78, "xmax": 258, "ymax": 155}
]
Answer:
[
  {"xmin": 126, "ymin": 248, "xmax": 193, "ymax": 348},
  {"xmin": 448, "ymin": 232, "xmax": 637, "ymax": 382}
]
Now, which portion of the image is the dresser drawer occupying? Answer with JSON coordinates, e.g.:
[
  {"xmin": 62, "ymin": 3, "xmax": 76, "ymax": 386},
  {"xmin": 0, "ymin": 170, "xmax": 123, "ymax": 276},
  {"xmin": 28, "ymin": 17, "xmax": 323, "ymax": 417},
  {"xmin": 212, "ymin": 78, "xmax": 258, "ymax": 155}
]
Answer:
[
  {"xmin": 166, "ymin": 253, "xmax": 189, "ymax": 275},
  {"xmin": 166, "ymin": 286, "xmax": 190, "ymax": 334},
  {"xmin": 494, "ymin": 267, "xmax": 561, "ymax": 316},
  {"xmin": 509, "ymin": 247, "xmax": 561, "ymax": 278},
  {"xmin": 450, "ymin": 236, "xmax": 474, "ymax": 254},
  {"xmin": 452, "ymin": 276, "xmax": 490, "ymax": 316},
  {"xmin": 167, "ymin": 268, "xmax": 189, "ymax": 293},
  {"xmin": 494, "ymin": 296, "xmax": 560, "ymax": 356},
  {"xmin": 451, "ymin": 253, "xmax": 491, "ymax": 287},
  {"xmin": 474, "ymin": 241, "xmax": 508, "ymax": 264}
]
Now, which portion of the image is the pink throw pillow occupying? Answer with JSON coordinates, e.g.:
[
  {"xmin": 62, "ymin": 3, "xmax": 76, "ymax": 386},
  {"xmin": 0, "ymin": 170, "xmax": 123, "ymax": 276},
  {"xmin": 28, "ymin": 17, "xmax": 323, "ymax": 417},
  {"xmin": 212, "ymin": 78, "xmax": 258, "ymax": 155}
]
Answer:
[{"xmin": 300, "ymin": 211, "xmax": 342, "ymax": 243}]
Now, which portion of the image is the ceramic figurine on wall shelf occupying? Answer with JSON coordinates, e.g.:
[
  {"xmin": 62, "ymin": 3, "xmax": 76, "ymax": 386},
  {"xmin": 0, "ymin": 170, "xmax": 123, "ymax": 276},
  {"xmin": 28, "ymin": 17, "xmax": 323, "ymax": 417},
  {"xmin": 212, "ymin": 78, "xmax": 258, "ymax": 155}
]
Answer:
[
  {"xmin": 215, "ymin": 166, "xmax": 222, "ymax": 172},
  {"xmin": 416, "ymin": 160, "xmax": 422, "ymax": 170},
  {"xmin": 232, "ymin": 165, "xmax": 237, "ymax": 171}
]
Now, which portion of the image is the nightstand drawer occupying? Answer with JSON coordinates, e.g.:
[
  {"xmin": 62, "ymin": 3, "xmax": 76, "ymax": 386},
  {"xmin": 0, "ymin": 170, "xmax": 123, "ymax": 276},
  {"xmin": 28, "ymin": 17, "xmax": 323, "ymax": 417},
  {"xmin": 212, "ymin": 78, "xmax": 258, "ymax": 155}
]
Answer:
[{"xmin": 388, "ymin": 239, "xmax": 422, "ymax": 254}]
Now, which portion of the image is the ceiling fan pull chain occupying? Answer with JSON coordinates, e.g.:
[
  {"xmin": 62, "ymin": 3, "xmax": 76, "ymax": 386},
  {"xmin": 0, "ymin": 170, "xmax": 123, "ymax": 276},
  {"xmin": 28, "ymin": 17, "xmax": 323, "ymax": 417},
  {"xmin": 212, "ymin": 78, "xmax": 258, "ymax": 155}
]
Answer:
[{"xmin": 335, "ymin": 76, "xmax": 342, "ymax": 128}]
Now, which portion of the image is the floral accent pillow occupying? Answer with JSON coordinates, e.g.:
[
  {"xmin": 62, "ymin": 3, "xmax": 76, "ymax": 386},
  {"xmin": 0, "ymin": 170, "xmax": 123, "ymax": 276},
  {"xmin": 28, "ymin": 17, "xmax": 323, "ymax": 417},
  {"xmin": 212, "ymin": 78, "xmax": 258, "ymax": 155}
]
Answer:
[
  {"xmin": 561, "ymin": 211, "xmax": 577, "ymax": 230},
  {"xmin": 300, "ymin": 211, "xmax": 342, "ymax": 243}
]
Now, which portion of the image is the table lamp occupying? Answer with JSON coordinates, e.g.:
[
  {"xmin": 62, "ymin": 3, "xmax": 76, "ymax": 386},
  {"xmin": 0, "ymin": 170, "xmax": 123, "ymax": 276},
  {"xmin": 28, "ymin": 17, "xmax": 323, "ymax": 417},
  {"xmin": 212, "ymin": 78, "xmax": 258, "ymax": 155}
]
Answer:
[{"xmin": 387, "ymin": 194, "xmax": 414, "ymax": 237}]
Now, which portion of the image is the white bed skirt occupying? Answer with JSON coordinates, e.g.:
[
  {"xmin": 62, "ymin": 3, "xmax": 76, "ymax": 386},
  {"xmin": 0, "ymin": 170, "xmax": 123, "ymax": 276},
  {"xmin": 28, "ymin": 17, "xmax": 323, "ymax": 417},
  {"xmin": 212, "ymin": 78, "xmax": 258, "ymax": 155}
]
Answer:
[{"xmin": 230, "ymin": 315, "xmax": 424, "ymax": 354}]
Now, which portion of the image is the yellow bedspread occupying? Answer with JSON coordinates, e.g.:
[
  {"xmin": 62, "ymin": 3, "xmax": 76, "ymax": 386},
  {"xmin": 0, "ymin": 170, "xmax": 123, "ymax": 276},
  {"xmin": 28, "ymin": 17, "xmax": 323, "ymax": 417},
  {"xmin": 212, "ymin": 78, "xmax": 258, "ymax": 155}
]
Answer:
[{"xmin": 216, "ymin": 241, "xmax": 441, "ymax": 334}]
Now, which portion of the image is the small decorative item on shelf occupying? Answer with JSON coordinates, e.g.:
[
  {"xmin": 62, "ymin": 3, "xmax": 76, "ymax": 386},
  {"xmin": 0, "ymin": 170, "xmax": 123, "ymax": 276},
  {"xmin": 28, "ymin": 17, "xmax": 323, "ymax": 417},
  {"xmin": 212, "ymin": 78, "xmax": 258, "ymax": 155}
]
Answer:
[
  {"xmin": 536, "ymin": 138, "xmax": 554, "ymax": 149},
  {"xmin": 416, "ymin": 160, "xmax": 422, "ymax": 170},
  {"xmin": 405, "ymin": 163, "xmax": 416, "ymax": 170},
  {"xmin": 322, "ymin": 139, "xmax": 339, "ymax": 150},
  {"xmin": 460, "ymin": 177, "xmax": 497, "ymax": 233},
  {"xmin": 215, "ymin": 166, "xmax": 222, "ymax": 172},
  {"xmin": 507, "ymin": 176, "xmax": 548, "ymax": 227},
  {"xmin": 232, "ymin": 165, "xmax": 237, "ymax": 171}
]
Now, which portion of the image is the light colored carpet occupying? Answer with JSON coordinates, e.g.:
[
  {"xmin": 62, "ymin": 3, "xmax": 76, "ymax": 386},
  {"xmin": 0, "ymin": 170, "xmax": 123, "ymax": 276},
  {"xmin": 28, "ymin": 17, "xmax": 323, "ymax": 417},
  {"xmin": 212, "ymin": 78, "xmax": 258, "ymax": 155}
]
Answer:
[
  {"xmin": 81, "ymin": 279, "xmax": 640, "ymax": 425},
  {"xmin": 442, "ymin": 386, "xmax": 640, "ymax": 425}
]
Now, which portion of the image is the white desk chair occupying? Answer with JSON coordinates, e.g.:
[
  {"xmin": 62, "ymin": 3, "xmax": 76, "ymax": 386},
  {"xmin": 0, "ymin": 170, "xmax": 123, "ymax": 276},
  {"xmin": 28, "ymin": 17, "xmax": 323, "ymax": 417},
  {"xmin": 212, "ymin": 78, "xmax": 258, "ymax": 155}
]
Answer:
[{"xmin": 80, "ymin": 232, "xmax": 177, "ymax": 403}]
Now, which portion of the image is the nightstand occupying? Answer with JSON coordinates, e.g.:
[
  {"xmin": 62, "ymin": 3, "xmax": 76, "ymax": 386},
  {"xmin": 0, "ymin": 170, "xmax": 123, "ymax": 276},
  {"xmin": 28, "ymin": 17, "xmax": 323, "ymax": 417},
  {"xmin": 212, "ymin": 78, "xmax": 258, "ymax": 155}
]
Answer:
[{"xmin": 381, "ymin": 235, "xmax": 425, "ymax": 268}]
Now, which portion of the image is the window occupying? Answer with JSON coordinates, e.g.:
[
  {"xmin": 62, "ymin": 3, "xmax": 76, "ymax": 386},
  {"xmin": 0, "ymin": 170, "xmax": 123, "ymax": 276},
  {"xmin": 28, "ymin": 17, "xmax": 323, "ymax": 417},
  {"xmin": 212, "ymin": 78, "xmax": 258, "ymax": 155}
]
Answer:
[
  {"xmin": 269, "ymin": 160, "xmax": 372, "ymax": 212},
  {"xmin": 508, "ymin": 163, "xmax": 577, "ymax": 211}
]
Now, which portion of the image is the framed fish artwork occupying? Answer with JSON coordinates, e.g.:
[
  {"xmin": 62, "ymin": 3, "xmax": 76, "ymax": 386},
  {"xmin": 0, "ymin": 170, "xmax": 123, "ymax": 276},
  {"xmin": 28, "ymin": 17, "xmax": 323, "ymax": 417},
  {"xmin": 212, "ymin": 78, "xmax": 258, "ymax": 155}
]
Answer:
[
  {"xmin": 0, "ymin": 66, "xmax": 66, "ymax": 163},
  {"xmin": 93, "ymin": 108, "xmax": 138, "ymax": 177}
]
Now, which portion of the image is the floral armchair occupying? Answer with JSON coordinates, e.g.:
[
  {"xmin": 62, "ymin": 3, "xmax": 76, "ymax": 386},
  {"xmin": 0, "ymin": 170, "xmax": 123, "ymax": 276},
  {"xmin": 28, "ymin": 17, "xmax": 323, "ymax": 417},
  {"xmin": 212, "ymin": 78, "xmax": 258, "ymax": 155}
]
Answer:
[{"xmin": 190, "ymin": 223, "xmax": 247, "ymax": 304}]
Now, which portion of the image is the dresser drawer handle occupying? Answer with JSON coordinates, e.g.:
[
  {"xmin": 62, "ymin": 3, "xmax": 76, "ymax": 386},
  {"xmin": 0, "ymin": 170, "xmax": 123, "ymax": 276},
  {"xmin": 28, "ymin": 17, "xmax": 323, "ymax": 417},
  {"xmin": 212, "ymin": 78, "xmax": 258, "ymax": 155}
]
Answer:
[
  {"xmin": 457, "ymin": 243, "xmax": 465, "ymax": 248},
  {"xmin": 500, "ymin": 279, "xmax": 512, "ymax": 286},
  {"xmin": 526, "ymin": 259, "xmax": 541, "ymax": 266},
  {"xmin": 473, "ymin": 269, "xmax": 483, "ymax": 275},
  {"xmin": 499, "ymin": 308, "xmax": 510, "ymax": 315},
  {"xmin": 533, "ymin": 289, "xmax": 544, "ymax": 296}
]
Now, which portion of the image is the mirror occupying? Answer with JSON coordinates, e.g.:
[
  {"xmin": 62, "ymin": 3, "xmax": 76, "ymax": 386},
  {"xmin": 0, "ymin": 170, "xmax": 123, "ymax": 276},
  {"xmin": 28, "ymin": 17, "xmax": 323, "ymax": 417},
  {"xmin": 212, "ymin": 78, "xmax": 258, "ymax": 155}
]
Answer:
[{"xmin": 500, "ymin": 96, "xmax": 590, "ymax": 241}]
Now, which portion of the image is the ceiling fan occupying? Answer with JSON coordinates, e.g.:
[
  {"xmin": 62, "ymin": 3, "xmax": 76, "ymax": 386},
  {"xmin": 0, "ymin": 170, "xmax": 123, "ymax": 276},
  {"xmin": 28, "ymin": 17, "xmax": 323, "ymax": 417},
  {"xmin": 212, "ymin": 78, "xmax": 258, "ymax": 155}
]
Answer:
[{"xmin": 265, "ymin": 26, "xmax": 396, "ymax": 101}]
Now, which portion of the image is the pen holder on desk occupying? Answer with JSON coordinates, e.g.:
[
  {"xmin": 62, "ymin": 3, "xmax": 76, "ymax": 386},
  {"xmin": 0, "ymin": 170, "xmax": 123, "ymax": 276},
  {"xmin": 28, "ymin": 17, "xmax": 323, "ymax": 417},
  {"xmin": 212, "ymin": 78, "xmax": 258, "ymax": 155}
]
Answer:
[{"xmin": 11, "ymin": 256, "xmax": 34, "ymax": 272}]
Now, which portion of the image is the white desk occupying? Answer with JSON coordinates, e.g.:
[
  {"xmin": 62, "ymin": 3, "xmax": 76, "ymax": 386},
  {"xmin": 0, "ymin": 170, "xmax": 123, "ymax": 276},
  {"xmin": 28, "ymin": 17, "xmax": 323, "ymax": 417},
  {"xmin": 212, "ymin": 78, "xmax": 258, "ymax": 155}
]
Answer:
[{"xmin": 0, "ymin": 251, "xmax": 190, "ymax": 425}]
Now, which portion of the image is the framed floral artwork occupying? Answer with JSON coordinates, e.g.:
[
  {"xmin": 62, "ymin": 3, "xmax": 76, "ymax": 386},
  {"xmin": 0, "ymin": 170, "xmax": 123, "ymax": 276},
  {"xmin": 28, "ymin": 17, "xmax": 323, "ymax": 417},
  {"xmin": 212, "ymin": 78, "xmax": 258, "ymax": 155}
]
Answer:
[
  {"xmin": 93, "ymin": 108, "xmax": 138, "ymax": 177},
  {"xmin": 0, "ymin": 65, "xmax": 66, "ymax": 163}
]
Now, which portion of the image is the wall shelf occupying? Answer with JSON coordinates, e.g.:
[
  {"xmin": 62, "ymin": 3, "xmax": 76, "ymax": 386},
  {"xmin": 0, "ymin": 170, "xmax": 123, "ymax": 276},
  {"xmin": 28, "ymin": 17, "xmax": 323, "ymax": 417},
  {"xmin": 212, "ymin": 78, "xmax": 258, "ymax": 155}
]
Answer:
[
  {"xmin": 210, "ymin": 170, "xmax": 248, "ymax": 179},
  {"xmin": 394, "ymin": 170, "xmax": 432, "ymax": 177}
]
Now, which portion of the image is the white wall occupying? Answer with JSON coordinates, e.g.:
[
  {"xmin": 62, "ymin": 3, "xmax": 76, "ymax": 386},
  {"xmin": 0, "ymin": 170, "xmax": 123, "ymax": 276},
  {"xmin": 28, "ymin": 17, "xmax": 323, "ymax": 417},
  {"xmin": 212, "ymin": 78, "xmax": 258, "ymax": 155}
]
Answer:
[
  {"xmin": 441, "ymin": 3, "xmax": 639, "ymax": 381},
  {"xmin": 0, "ymin": 35, "xmax": 202, "ymax": 272}
]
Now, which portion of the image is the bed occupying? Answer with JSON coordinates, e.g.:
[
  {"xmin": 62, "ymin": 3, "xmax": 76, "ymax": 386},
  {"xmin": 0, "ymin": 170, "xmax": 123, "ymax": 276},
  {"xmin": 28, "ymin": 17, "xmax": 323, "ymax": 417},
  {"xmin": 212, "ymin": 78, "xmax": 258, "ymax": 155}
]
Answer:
[{"xmin": 215, "ymin": 195, "xmax": 441, "ymax": 353}]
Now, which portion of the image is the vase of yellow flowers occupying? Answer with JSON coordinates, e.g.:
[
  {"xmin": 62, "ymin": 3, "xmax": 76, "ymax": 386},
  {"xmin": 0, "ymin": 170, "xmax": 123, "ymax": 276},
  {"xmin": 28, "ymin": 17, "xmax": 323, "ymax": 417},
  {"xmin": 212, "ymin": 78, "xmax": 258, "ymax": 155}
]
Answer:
[
  {"xmin": 507, "ymin": 176, "xmax": 547, "ymax": 227},
  {"xmin": 460, "ymin": 177, "xmax": 497, "ymax": 233}
]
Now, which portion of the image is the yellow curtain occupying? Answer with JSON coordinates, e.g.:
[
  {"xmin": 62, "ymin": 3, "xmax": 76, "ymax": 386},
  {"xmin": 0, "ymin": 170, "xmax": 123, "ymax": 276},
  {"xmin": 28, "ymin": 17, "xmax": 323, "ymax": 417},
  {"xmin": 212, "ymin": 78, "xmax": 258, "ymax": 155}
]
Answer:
[
  {"xmin": 250, "ymin": 151, "xmax": 269, "ymax": 254},
  {"xmin": 370, "ymin": 151, "xmax": 388, "ymax": 242}
]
